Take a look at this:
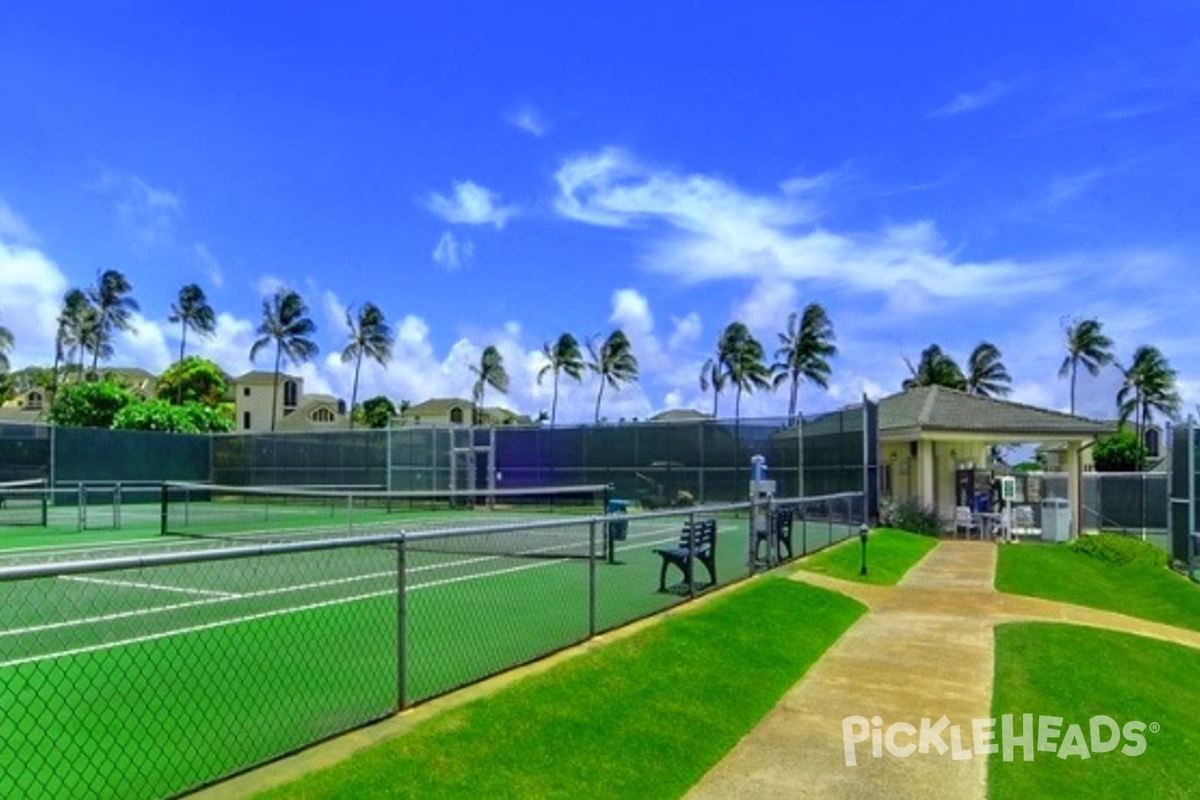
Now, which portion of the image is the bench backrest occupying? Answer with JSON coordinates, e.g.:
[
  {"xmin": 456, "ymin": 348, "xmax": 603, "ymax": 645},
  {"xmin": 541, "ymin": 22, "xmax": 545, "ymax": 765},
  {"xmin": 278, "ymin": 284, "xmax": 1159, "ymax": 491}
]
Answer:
[{"xmin": 680, "ymin": 519, "xmax": 716, "ymax": 552}]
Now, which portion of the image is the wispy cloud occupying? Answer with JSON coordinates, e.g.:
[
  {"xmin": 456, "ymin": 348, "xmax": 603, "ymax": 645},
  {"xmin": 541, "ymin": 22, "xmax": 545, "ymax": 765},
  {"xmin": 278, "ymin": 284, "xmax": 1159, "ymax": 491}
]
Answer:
[
  {"xmin": 94, "ymin": 170, "xmax": 182, "ymax": 248},
  {"xmin": 1041, "ymin": 169, "xmax": 1108, "ymax": 208},
  {"xmin": 432, "ymin": 230, "xmax": 474, "ymax": 270},
  {"xmin": 554, "ymin": 148, "xmax": 1058, "ymax": 301},
  {"xmin": 929, "ymin": 80, "xmax": 1012, "ymax": 118},
  {"xmin": 0, "ymin": 199, "xmax": 38, "ymax": 244},
  {"xmin": 506, "ymin": 105, "xmax": 549, "ymax": 137},
  {"xmin": 427, "ymin": 180, "xmax": 516, "ymax": 228},
  {"xmin": 191, "ymin": 243, "xmax": 225, "ymax": 289}
]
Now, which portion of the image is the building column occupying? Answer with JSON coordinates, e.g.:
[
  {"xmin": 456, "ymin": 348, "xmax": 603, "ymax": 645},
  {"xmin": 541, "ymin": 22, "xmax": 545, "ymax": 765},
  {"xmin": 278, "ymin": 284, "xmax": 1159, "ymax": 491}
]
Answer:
[
  {"xmin": 1066, "ymin": 440, "xmax": 1081, "ymax": 538},
  {"xmin": 918, "ymin": 439, "xmax": 935, "ymax": 509}
]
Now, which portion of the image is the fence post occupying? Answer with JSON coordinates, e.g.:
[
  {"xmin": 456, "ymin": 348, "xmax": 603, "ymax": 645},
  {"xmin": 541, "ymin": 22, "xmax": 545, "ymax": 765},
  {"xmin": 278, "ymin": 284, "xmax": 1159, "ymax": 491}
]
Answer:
[
  {"xmin": 77, "ymin": 484, "xmax": 85, "ymax": 532},
  {"xmin": 114, "ymin": 482, "xmax": 122, "ymax": 530},
  {"xmin": 588, "ymin": 520, "xmax": 597, "ymax": 638},
  {"xmin": 159, "ymin": 483, "xmax": 169, "ymax": 535},
  {"xmin": 397, "ymin": 536, "xmax": 408, "ymax": 711}
]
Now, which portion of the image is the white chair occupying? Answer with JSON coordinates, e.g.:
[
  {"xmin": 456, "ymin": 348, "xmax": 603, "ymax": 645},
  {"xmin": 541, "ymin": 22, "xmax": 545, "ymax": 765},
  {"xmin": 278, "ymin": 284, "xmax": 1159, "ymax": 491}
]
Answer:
[{"xmin": 954, "ymin": 506, "xmax": 980, "ymax": 539}]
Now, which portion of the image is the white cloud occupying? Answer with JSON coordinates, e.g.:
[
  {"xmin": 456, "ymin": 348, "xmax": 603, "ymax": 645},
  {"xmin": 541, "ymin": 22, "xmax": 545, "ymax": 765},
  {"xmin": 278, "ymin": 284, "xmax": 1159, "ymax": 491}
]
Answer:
[
  {"xmin": 432, "ymin": 230, "xmax": 475, "ymax": 270},
  {"xmin": 506, "ymin": 105, "xmax": 548, "ymax": 137},
  {"xmin": 256, "ymin": 275, "xmax": 286, "ymax": 297},
  {"xmin": 734, "ymin": 278, "xmax": 798, "ymax": 338},
  {"xmin": 667, "ymin": 312, "xmax": 701, "ymax": 351},
  {"xmin": 929, "ymin": 80, "xmax": 1012, "ymax": 118},
  {"xmin": 0, "ymin": 199, "xmax": 38, "ymax": 244},
  {"xmin": 555, "ymin": 148, "xmax": 1060, "ymax": 302},
  {"xmin": 428, "ymin": 180, "xmax": 516, "ymax": 228},
  {"xmin": 0, "ymin": 238, "xmax": 69, "ymax": 365},
  {"xmin": 1042, "ymin": 169, "xmax": 1107, "ymax": 208}
]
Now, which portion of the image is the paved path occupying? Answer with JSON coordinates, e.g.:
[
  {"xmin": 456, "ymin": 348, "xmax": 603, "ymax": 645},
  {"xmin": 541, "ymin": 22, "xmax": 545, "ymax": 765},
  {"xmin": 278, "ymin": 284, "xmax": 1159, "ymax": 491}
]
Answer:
[{"xmin": 686, "ymin": 541, "xmax": 1200, "ymax": 800}]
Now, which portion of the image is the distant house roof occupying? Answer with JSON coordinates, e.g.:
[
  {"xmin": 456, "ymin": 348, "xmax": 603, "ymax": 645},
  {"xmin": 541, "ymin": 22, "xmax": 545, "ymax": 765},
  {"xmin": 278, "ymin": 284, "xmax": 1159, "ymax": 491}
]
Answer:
[
  {"xmin": 232, "ymin": 371, "xmax": 301, "ymax": 384},
  {"xmin": 402, "ymin": 397, "xmax": 471, "ymax": 416},
  {"xmin": 648, "ymin": 409, "xmax": 712, "ymax": 423},
  {"xmin": 878, "ymin": 386, "xmax": 1112, "ymax": 440}
]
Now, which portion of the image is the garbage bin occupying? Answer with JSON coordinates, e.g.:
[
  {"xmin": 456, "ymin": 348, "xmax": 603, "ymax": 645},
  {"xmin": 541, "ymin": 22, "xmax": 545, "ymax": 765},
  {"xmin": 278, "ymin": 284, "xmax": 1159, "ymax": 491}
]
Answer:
[
  {"xmin": 605, "ymin": 499, "xmax": 630, "ymax": 564},
  {"xmin": 1041, "ymin": 497, "xmax": 1072, "ymax": 542}
]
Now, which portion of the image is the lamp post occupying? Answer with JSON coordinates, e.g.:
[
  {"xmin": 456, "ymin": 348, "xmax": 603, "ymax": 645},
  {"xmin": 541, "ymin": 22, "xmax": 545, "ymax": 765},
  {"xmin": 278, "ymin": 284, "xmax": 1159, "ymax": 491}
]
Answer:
[{"xmin": 859, "ymin": 523, "xmax": 869, "ymax": 577}]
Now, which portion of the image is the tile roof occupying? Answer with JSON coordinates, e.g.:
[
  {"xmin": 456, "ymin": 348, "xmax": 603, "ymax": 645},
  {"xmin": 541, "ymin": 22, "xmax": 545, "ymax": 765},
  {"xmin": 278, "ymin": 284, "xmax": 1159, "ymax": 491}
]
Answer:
[{"xmin": 878, "ymin": 386, "xmax": 1112, "ymax": 438}]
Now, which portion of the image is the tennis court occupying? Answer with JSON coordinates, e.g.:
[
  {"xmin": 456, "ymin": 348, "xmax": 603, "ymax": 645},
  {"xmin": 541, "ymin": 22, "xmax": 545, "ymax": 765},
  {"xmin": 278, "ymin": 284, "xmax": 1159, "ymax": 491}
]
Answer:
[{"xmin": 0, "ymin": 489, "xmax": 864, "ymax": 800}]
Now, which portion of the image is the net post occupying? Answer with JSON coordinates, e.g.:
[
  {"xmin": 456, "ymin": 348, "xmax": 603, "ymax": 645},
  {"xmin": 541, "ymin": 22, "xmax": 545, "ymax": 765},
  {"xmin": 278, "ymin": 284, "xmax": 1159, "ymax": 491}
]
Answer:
[
  {"xmin": 800, "ymin": 501, "xmax": 808, "ymax": 556},
  {"xmin": 397, "ymin": 536, "xmax": 409, "ymax": 710},
  {"xmin": 77, "ymin": 483, "xmax": 85, "ymax": 532},
  {"xmin": 39, "ymin": 480, "xmax": 48, "ymax": 527},
  {"xmin": 160, "ymin": 483, "xmax": 169, "ymax": 536},
  {"xmin": 588, "ymin": 520, "xmax": 597, "ymax": 638},
  {"xmin": 114, "ymin": 482, "xmax": 122, "ymax": 530}
]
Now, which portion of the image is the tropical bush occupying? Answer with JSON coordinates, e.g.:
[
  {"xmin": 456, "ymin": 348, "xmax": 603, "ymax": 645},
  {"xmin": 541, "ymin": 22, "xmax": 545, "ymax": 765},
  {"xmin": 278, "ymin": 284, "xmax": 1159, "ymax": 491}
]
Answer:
[
  {"xmin": 112, "ymin": 399, "xmax": 233, "ymax": 433},
  {"xmin": 880, "ymin": 497, "xmax": 943, "ymax": 536},
  {"xmin": 48, "ymin": 380, "xmax": 136, "ymax": 428},
  {"xmin": 1093, "ymin": 429, "xmax": 1147, "ymax": 472}
]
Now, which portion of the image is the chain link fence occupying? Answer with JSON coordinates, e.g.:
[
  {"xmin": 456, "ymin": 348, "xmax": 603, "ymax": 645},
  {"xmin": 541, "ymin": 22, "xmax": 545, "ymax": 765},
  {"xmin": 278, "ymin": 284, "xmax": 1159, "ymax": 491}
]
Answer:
[{"xmin": 0, "ymin": 489, "xmax": 865, "ymax": 798}]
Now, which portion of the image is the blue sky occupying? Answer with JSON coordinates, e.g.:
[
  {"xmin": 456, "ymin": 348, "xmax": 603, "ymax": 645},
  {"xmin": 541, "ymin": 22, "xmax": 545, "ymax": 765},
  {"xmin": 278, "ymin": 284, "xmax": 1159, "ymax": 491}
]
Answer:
[{"xmin": 1, "ymin": 3, "xmax": 1198, "ymax": 424}]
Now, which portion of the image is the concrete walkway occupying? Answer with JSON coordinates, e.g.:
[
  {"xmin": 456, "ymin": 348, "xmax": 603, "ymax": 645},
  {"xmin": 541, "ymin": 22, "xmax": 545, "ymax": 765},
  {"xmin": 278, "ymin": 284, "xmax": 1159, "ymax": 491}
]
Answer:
[{"xmin": 686, "ymin": 541, "xmax": 1200, "ymax": 800}]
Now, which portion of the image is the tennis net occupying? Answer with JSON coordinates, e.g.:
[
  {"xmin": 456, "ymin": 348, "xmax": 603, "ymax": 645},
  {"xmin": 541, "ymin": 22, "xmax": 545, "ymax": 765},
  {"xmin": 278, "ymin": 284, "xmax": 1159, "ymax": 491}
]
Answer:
[
  {"xmin": 0, "ymin": 478, "xmax": 49, "ymax": 527},
  {"xmin": 159, "ymin": 481, "xmax": 613, "ymax": 559}
]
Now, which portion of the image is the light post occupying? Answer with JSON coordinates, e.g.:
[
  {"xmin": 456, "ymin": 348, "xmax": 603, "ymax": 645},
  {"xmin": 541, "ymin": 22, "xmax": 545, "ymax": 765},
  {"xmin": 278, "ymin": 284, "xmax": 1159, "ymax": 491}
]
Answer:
[{"xmin": 859, "ymin": 523, "xmax": 869, "ymax": 577}]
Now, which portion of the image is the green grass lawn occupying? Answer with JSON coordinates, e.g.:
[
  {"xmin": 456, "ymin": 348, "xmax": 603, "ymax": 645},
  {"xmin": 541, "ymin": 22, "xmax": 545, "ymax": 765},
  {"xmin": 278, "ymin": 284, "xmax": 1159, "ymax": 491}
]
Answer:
[
  {"xmin": 795, "ymin": 527, "xmax": 937, "ymax": 585},
  {"xmin": 995, "ymin": 543, "xmax": 1200, "ymax": 632},
  {"xmin": 991, "ymin": 623, "xmax": 1200, "ymax": 799},
  {"xmin": 257, "ymin": 578, "xmax": 866, "ymax": 800}
]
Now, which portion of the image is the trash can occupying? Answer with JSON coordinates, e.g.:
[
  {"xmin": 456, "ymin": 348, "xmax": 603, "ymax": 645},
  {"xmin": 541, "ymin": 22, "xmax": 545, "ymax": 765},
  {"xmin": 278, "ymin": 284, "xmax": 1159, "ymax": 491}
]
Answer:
[
  {"xmin": 606, "ymin": 499, "xmax": 630, "ymax": 541},
  {"xmin": 1041, "ymin": 497, "xmax": 1072, "ymax": 542}
]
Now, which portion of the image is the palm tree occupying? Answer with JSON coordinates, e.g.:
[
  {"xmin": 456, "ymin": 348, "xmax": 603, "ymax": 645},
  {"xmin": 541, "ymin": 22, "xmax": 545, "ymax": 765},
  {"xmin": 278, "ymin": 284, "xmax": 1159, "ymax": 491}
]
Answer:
[
  {"xmin": 902, "ymin": 344, "xmax": 966, "ymax": 390},
  {"xmin": 717, "ymin": 322, "xmax": 772, "ymax": 422},
  {"xmin": 249, "ymin": 288, "xmax": 319, "ymax": 432},
  {"xmin": 698, "ymin": 356, "xmax": 726, "ymax": 417},
  {"xmin": 0, "ymin": 312, "xmax": 13, "ymax": 375},
  {"xmin": 587, "ymin": 330, "xmax": 639, "ymax": 424},
  {"xmin": 537, "ymin": 332, "xmax": 585, "ymax": 427},
  {"xmin": 965, "ymin": 342, "xmax": 1012, "ymax": 398},
  {"xmin": 87, "ymin": 269, "xmax": 139, "ymax": 374},
  {"xmin": 341, "ymin": 303, "xmax": 393, "ymax": 430},
  {"xmin": 76, "ymin": 305, "xmax": 106, "ymax": 378},
  {"xmin": 1117, "ymin": 345, "xmax": 1181, "ymax": 460},
  {"xmin": 772, "ymin": 303, "xmax": 837, "ymax": 421},
  {"xmin": 469, "ymin": 345, "xmax": 510, "ymax": 426},
  {"xmin": 1058, "ymin": 318, "xmax": 1113, "ymax": 415},
  {"xmin": 52, "ymin": 288, "xmax": 91, "ymax": 394},
  {"xmin": 168, "ymin": 283, "xmax": 217, "ymax": 361}
]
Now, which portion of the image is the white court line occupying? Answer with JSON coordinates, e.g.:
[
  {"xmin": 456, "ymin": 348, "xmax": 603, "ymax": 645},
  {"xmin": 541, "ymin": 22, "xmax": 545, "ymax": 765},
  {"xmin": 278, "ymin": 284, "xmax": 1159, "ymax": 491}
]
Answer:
[
  {"xmin": 59, "ymin": 575, "xmax": 240, "ymax": 599},
  {"xmin": 0, "ymin": 526, "xmax": 686, "ymax": 658}
]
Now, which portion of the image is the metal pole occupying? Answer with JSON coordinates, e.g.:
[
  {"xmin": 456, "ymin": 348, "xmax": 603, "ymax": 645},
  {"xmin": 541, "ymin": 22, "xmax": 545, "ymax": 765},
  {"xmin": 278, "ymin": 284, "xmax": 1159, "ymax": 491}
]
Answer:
[
  {"xmin": 862, "ymin": 395, "xmax": 870, "ymax": 526},
  {"xmin": 114, "ymin": 482, "xmax": 122, "ymax": 530},
  {"xmin": 688, "ymin": 510, "xmax": 697, "ymax": 599},
  {"xmin": 588, "ymin": 520, "xmax": 597, "ymax": 637},
  {"xmin": 1188, "ymin": 419, "xmax": 1196, "ymax": 581},
  {"xmin": 397, "ymin": 538, "xmax": 409, "ymax": 710},
  {"xmin": 386, "ymin": 419, "xmax": 393, "ymax": 493},
  {"xmin": 160, "ymin": 483, "xmax": 169, "ymax": 536},
  {"xmin": 77, "ymin": 484, "xmax": 85, "ymax": 532}
]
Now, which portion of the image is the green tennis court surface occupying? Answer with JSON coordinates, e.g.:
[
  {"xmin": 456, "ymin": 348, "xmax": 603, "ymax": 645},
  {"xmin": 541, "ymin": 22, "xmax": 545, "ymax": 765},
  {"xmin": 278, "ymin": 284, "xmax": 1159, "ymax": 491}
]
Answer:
[{"xmin": 0, "ymin": 506, "xmax": 865, "ymax": 799}]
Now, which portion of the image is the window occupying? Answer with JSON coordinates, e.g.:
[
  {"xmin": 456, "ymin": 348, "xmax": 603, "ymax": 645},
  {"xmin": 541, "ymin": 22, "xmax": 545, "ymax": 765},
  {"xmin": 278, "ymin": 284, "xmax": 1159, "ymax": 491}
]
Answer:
[
  {"xmin": 283, "ymin": 380, "xmax": 298, "ymax": 408},
  {"xmin": 243, "ymin": 387, "xmax": 250, "ymax": 397},
  {"xmin": 26, "ymin": 391, "xmax": 43, "ymax": 410},
  {"xmin": 311, "ymin": 407, "xmax": 335, "ymax": 423},
  {"xmin": 1144, "ymin": 428, "xmax": 1160, "ymax": 458},
  {"xmin": 243, "ymin": 411, "xmax": 251, "ymax": 430},
  {"xmin": 449, "ymin": 407, "xmax": 464, "ymax": 424}
]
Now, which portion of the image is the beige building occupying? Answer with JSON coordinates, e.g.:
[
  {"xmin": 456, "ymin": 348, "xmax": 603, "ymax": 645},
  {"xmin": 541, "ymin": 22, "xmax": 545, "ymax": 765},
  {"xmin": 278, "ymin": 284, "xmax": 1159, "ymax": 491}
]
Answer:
[
  {"xmin": 230, "ymin": 371, "xmax": 348, "ymax": 432},
  {"xmin": 398, "ymin": 397, "xmax": 533, "ymax": 427},
  {"xmin": 878, "ymin": 386, "xmax": 1112, "ymax": 536}
]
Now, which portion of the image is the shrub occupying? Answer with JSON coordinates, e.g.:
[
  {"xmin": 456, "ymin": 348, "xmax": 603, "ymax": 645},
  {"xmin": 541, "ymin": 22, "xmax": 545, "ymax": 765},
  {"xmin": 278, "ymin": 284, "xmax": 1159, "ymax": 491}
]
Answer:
[
  {"xmin": 1093, "ymin": 430, "xmax": 1147, "ymax": 472},
  {"xmin": 48, "ymin": 380, "xmax": 135, "ymax": 428},
  {"xmin": 1069, "ymin": 533, "xmax": 1167, "ymax": 569},
  {"xmin": 881, "ymin": 497, "xmax": 943, "ymax": 537}
]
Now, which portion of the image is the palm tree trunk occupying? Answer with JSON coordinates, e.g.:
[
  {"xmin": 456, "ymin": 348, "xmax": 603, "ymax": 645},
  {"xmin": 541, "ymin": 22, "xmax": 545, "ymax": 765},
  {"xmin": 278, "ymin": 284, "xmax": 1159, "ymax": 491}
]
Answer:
[
  {"xmin": 349, "ymin": 352, "xmax": 363, "ymax": 430},
  {"xmin": 711, "ymin": 388, "xmax": 719, "ymax": 419},
  {"xmin": 1069, "ymin": 364, "xmax": 1077, "ymax": 415},
  {"xmin": 594, "ymin": 380, "xmax": 604, "ymax": 424},
  {"xmin": 179, "ymin": 323, "xmax": 187, "ymax": 362},
  {"xmin": 271, "ymin": 345, "xmax": 282, "ymax": 432},
  {"xmin": 789, "ymin": 374, "xmax": 799, "ymax": 422},
  {"xmin": 551, "ymin": 370, "xmax": 560, "ymax": 427}
]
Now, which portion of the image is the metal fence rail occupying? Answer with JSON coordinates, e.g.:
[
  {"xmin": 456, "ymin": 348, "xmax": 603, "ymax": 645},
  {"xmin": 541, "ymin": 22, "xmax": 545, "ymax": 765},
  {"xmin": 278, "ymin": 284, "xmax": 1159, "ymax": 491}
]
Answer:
[{"xmin": 0, "ymin": 491, "xmax": 864, "ymax": 799}]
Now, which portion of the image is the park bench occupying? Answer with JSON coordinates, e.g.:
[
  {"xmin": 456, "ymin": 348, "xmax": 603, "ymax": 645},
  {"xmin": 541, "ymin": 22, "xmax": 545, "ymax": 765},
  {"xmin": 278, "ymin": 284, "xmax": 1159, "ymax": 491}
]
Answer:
[
  {"xmin": 754, "ymin": 507, "xmax": 794, "ymax": 562},
  {"xmin": 654, "ymin": 518, "xmax": 717, "ymax": 592}
]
